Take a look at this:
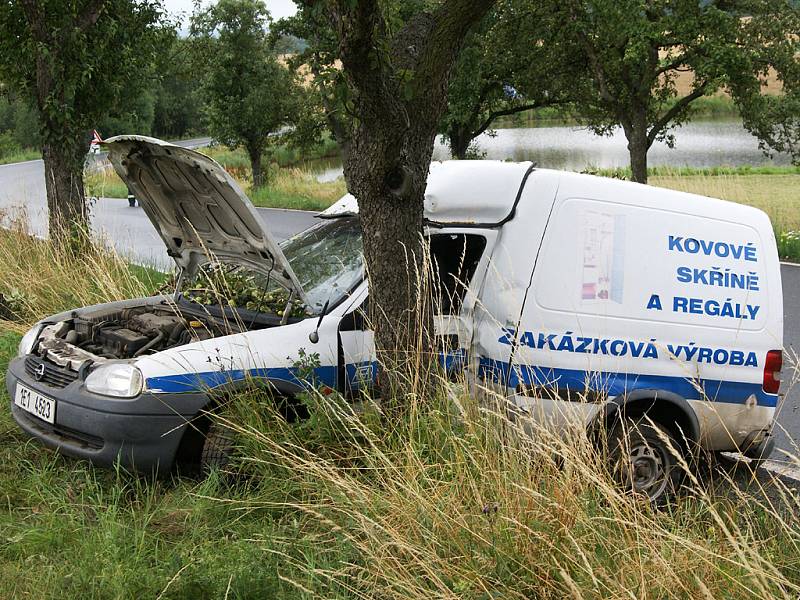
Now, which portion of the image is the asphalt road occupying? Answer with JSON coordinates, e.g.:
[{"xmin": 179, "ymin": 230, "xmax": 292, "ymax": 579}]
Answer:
[
  {"xmin": 776, "ymin": 262, "xmax": 800, "ymax": 455},
  {"xmin": 1, "ymin": 151, "xmax": 798, "ymax": 458},
  {"xmin": 0, "ymin": 139, "xmax": 317, "ymax": 269}
]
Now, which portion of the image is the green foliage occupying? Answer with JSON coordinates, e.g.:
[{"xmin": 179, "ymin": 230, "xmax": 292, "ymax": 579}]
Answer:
[
  {"xmin": 778, "ymin": 230, "xmax": 800, "ymax": 261},
  {"xmin": 190, "ymin": 0, "xmax": 300, "ymax": 187},
  {"xmin": 97, "ymin": 88, "xmax": 156, "ymax": 137},
  {"xmin": 0, "ymin": 132, "xmax": 21, "ymax": 161},
  {"xmin": 0, "ymin": 0, "xmax": 168, "ymax": 155},
  {"xmin": 151, "ymin": 36, "xmax": 208, "ymax": 139},
  {"xmin": 440, "ymin": 1, "xmax": 577, "ymax": 158},
  {"xmin": 272, "ymin": 7, "xmax": 352, "ymax": 147},
  {"xmin": 0, "ymin": 0, "xmax": 170, "ymax": 237},
  {"xmin": 182, "ymin": 263, "xmax": 309, "ymax": 318},
  {"xmin": 529, "ymin": 0, "xmax": 800, "ymax": 181},
  {"xmin": 0, "ymin": 92, "xmax": 40, "ymax": 152}
]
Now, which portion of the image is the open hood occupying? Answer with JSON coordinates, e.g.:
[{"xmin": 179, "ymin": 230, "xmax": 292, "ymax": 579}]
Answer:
[{"xmin": 104, "ymin": 136, "xmax": 308, "ymax": 304}]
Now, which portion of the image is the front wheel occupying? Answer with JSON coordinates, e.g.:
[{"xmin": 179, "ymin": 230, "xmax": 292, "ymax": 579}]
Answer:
[
  {"xmin": 609, "ymin": 420, "xmax": 683, "ymax": 503},
  {"xmin": 200, "ymin": 421, "xmax": 236, "ymax": 472}
]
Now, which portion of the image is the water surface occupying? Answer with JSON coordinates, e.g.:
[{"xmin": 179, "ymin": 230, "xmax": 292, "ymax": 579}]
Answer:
[{"xmin": 312, "ymin": 119, "xmax": 793, "ymax": 180}]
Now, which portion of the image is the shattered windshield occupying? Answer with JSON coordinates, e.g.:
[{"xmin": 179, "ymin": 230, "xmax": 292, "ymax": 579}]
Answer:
[
  {"xmin": 182, "ymin": 217, "xmax": 363, "ymax": 317},
  {"xmin": 281, "ymin": 217, "xmax": 364, "ymax": 312}
]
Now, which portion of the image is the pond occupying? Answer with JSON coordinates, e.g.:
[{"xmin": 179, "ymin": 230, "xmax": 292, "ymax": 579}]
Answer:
[{"xmin": 309, "ymin": 119, "xmax": 793, "ymax": 180}]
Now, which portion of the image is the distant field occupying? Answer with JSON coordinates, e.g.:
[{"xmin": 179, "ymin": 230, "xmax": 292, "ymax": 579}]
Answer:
[
  {"xmin": 650, "ymin": 172, "xmax": 800, "ymax": 260},
  {"xmin": 652, "ymin": 173, "xmax": 800, "ymax": 231}
]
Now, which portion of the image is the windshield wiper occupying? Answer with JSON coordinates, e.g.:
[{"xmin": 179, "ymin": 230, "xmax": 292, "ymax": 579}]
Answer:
[{"xmin": 308, "ymin": 299, "xmax": 330, "ymax": 344}]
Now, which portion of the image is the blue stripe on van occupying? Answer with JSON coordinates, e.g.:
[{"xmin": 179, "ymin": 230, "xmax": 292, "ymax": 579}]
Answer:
[
  {"xmin": 478, "ymin": 358, "xmax": 777, "ymax": 408},
  {"xmin": 145, "ymin": 366, "xmax": 338, "ymax": 394},
  {"xmin": 147, "ymin": 349, "xmax": 466, "ymax": 395}
]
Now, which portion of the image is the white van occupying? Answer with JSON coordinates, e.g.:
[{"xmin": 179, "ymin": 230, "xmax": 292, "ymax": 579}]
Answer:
[{"xmin": 7, "ymin": 137, "xmax": 783, "ymax": 500}]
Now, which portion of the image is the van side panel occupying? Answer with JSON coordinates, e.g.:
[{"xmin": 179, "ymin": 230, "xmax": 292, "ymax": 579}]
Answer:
[
  {"xmin": 476, "ymin": 172, "xmax": 782, "ymax": 450},
  {"xmin": 474, "ymin": 171, "xmax": 561, "ymax": 388}
]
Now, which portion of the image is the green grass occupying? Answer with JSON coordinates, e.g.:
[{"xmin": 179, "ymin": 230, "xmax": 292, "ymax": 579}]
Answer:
[
  {"xmin": 0, "ymin": 148, "xmax": 41, "ymax": 165},
  {"xmin": 589, "ymin": 168, "xmax": 800, "ymax": 262},
  {"xmin": 1, "ymin": 225, "xmax": 800, "ymax": 597},
  {"xmin": 0, "ymin": 345, "xmax": 341, "ymax": 597},
  {"xmin": 84, "ymin": 169, "xmax": 130, "ymax": 199}
]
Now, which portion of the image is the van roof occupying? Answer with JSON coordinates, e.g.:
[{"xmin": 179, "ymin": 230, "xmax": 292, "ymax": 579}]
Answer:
[
  {"xmin": 321, "ymin": 161, "xmax": 534, "ymax": 225},
  {"xmin": 321, "ymin": 161, "xmax": 773, "ymax": 229}
]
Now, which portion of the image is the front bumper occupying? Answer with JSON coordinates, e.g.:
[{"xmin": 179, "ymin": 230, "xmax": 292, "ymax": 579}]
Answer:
[{"xmin": 6, "ymin": 356, "xmax": 211, "ymax": 472}]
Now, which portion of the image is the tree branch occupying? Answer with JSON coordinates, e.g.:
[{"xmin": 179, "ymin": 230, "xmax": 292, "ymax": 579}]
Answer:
[
  {"xmin": 565, "ymin": 0, "xmax": 615, "ymax": 104},
  {"xmin": 655, "ymin": 54, "xmax": 691, "ymax": 76},
  {"xmin": 407, "ymin": 0, "xmax": 495, "ymax": 96},
  {"xmin": 473, "ymin": 101, "xmax": 552, "ymax": 139},
  {"xmin": 19, "ymin": 0, "xmax": 48, "ymax": 43},
  {"xmin": 647, "ymin": 84, "xmax": 709, "ymax": 145},
  {"xmin": 76, "ymin": 0, "xmax": 106, "ymax": 33}
]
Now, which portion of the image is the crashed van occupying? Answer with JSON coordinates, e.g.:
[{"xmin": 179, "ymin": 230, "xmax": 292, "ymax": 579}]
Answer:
[{"xmin": 7, "ymin": 136, "xmax": 783, "ymax": 500}]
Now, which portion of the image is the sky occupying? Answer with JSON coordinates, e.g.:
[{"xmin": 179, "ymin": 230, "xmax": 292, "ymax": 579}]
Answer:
[{"xmin": 162, "ymin": 0, "xmax": 298, "ymax": 30}]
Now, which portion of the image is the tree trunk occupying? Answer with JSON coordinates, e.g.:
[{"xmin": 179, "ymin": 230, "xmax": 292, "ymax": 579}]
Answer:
[
  {"xmin": 344, "ymin": 125, "xmax": 437, "ymax": 416},
  {"xmin": 624, "ymin": 114, "xmax": 650, "ymax": 184},
  {"xmin": 328, "ymin": 0, "xmax": 495, "ymax": 416},
  {"xmin": 448, "ymin": 124, "xmax": 472, "ymax": 159},
  {"xmin": 248, "ymin": 146, "xmax": 266, "ymax": 188},
  {"xmin": 41, "ymin": 140, "xmax": 88, "ymax": 243}
]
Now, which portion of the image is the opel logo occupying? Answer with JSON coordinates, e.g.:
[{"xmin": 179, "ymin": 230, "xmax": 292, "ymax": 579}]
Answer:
[{"xmin": 34, "ymin": 363, "xmax": 46, "ymax": 381}]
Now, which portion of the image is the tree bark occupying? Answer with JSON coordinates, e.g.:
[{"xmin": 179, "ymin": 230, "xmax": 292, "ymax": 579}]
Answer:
[
  {"xmin": 248, "ymin": 146, "xmax": 266, "ymax": 188},
  {"xmin": 41, "ymin": 140, "xmax": 88, "ymax": 243},
  {"xmin": 324, "ymin": 0, "xmax": 495, "ymax": 415},
  {"xmin": 448, "ymin": 124, "xmax": 471, "ymax": 159},
  {"xmin": 623, "ymin": 114, "xmax": 650, "ymax": 184},
  {"xmin": 344, "ymin": 119, "xmax": 436, "ymax": 415}
]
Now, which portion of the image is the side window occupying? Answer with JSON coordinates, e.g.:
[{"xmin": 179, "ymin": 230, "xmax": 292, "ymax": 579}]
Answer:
[{"xmin": 429, "ymin": 234, "xmax": 487, "ymax": 315}]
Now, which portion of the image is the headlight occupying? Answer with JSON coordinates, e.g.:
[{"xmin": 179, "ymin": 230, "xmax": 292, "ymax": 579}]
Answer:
[
  {"xmin": 85, "ymin": 363, "xmax": 143, "ymax": 398},
  {"xmin": 18, "ymin": 325, "xmax": 42, "ymax": 357}
]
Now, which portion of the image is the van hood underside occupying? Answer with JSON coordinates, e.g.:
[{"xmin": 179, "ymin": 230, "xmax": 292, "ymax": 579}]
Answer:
[{"xmin": 104, "ymin": 136, "xmax": 308, "ymax": 303}]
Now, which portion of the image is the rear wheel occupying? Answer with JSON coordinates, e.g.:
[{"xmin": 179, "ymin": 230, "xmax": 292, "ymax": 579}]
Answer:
[{"xmin": 609, "ymin": 420, "xmax": 683, "ymax": 503}]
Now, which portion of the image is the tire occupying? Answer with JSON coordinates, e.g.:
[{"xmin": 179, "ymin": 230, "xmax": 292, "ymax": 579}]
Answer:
[
  {"xmin": 609, "ymin": 420, "xmax": 683, "ymax": 503},
  {"xmin": 742, "ymin": 435, "xmax": 775, "ymax": 469},
  {"xmin": 200, "ymin": 421, "xmax": 236, "ymax": 472}
]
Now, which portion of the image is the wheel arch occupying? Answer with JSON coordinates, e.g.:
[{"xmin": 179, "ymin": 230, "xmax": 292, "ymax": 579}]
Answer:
[
  {"xmin": 172, "ymin": 377, "xmax": 307, "ymax": 473},
  {"xmin": 595, "ymin": 389, "xmax": 701, "ymax": 454}
]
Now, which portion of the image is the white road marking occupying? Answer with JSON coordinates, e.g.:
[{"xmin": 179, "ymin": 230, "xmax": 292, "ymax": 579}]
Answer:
[
  {"xmin": 762, "ymin": 459, "xmax": 800, "ymax": 482},
  {"xmin": 725, "ymin": 451, "xmax": 800, "ymax": 482}
]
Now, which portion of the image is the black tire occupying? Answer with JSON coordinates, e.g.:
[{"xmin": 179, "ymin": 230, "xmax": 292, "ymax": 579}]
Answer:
[
  {"xmin": 742, "ymin": 436, "xmax": 775, "ymax": 469},
  {"xmin": 609, "ymin": 420, "xmax": 683, "ymax": 503},
  {"xmin": 200, "ymin": 421, "xmax": 236, "ymax": 472}
]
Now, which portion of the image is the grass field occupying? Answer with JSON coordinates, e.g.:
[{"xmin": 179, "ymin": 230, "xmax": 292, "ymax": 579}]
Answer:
[
  {"xmin": 0, "ymin": 148, "xmax": 40, "ymax": 166},
  {"xmin": 1, "ymin": 220, "xmax": 800, "ymax": 597},
  {"xmin": 648, "ymin": 171, "xmax": 800, "ymax": 261}
]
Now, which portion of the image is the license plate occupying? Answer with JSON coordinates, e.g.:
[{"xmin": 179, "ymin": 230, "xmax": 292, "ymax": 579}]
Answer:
[{"xmin": 14, "ymin": 383, "xmax": 56, "ymax": 424}]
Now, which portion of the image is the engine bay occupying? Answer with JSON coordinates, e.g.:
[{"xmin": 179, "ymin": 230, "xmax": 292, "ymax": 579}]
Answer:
[
  {"xmin": 78, "ymin": 306, "xmax": 215, "ymax": 359},
  {"xmin": 33, "ymin": 262, "xmax": 314, "ymax": 372},
  {"xmin": 35, "ymin": 302, "xmax": 263, "ymax": 370}
]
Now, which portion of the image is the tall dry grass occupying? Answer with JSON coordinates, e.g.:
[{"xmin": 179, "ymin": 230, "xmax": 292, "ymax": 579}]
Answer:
[
  {"xmin": 206, "ymin": 240, "xmax": 800, "ymax": 599},
  {"xmin": 0, "ymin": 210, "xmax": 798, "ymax": 598},
  {"xmin": 0, "ymin": 218, "xmax": 160, "ymax": 329},
  {"xmin": 650, "ymin": 172, "xmax": 800, "ymax": 234},
  {"xmin": 213, "ymin": 371, "xmax": 800, "ymax": 599}
]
